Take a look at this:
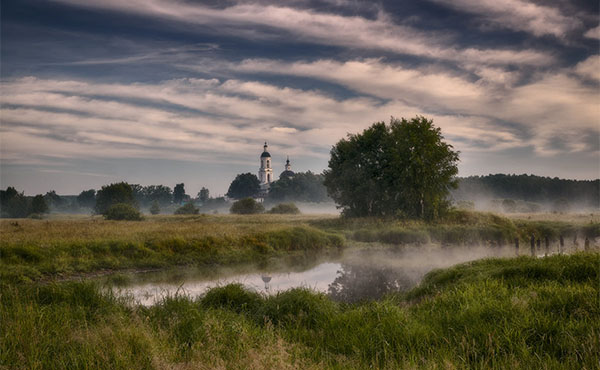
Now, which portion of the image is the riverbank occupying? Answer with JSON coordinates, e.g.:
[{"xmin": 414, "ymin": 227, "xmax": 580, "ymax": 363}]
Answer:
[
  {"xmin": 1, "ymin": 212, "xmax": 598, "ymax": 283},
  {"xmin": 1, "ymin": 252, "xmax": 598, "ymax": 369}
]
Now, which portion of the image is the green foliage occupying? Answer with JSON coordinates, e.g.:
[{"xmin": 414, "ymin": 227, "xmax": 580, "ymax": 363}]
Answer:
[
  {"xmin": 268, "ymin": 203, "xmax": 300, "ymax": 214},
  {"xmin": 197, "ymin": 187, "xmax": 210, "ymax": 203},
  {"xmin": 230, "ymin": 198, "xmax": 264, "ymax": 214},
  {"xmin": 173, "ymin": 183, "xmax": 186, "ymax": 204},
  {"xmin": 149, "ymin": 201, "xmax": 160, "ymax": 215},
  {"xmin": 30, "ymin": 194, "xmax": 48, "ymax": 215},
  {"xmin": 0, "ymin": 187, "xmax": 30, "ymax": 218},
  {"xmin": 44, "ymin": 190, "xmax": 65, "ymax": 209},
  {"xmin": 268, "ymin": 171, "xmax": 329, "ymax": 203},
  {"xmin": 174, "ymin": 202, "xmax": 199, "ymax": 215},
  {"xmin": 76, "ymin": 189, "xmax": 96, "ymax": 208},
  {"xmin": 95, "ymin": 182, "xmax": 137, "ymax": 215},
  {"xmin": 324, "ymin": 116, "xmax": 459, "ymax": 219},
  {"xmin": 104, "ymin": 203, "xmax": 143, "ymax": 221},
  {"xmin": 1, "ymin": 241, "xmax": 598, "ymax": 369},
  {"xmin": 226, "ymin": 173, "xmax": 261, "ymax": 199},
  {"xmin": 143, "ymin": 185, "xmax": 172, "ymax": 206}
]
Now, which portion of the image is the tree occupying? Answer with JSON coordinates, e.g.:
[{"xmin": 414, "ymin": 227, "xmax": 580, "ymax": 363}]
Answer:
[
  {"xmin": 268, "ymin": 171, "xmax": 329, "ymax": 203},
  {"xmin": 77, "ymin": 189, "xmax": 96, "ymax": 208},
  {"xmin": 226, "ymin": 173, "xmax": 261, "ymax": 199},
  {"xmin": 0, "ymin": 187, "xmax": 29, "ymax": 218},
  {"xmin": 324, "ymin": 116, "xmax": 459, "ymax": 219},
  {"xmin": 198, "ymin": 187, "xmax": 210, "ymax": 203},
  {"xmin": 95, "ymin": 182, "xmax": 137, "ymax": 215},
  {"xmin": 30, "ymin": 194, "xmax": 49, "ymax": 214},
  {"xmin": 173, "ymin": 183, "xmax": 186, "ymax": 204},
  {"xmin": 44, "ymin": 190, "xmax": 64, "ymax": 210},
  {"xmin": 144, "ymin": 185, "xmax": 172, "ymax": 206},
  {"xmin": 230, "ymin": 198, "xmax": 264, "ymax": 214}
]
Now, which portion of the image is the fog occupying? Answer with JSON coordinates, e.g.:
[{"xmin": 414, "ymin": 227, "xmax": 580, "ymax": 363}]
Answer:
[{"xmin": 109, "ymin": 242, "xmax": 554, "ymax": 306}]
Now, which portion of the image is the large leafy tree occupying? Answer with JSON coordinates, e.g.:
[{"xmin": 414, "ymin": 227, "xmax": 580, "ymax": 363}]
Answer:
[
  {"xmin": 324, "ymin": 116, "xmax": 459, "ymax": 219},
  {"xmin": 95, "ymin": 182, "xmax": 137, "ymax": 215},
  {"xmin": 226, "ymin": 173, "xmax": 260, "ymax": 199},
  {"xmin": 268, "ymin": 171, "xmax": 329, "ymax": 203}
]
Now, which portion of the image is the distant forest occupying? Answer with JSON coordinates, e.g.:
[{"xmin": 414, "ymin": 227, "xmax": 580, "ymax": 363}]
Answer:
[{"xmin": 451, "ymin": 174, "xmax": 599, "ymax": 210}]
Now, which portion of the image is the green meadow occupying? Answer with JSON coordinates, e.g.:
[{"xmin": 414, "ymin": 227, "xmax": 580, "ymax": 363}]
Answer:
[{"xmin": 1, "ymin": 212, "xmax": 599, "ymax": 369}]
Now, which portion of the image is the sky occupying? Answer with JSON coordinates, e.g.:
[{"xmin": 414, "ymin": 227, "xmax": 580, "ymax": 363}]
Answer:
[{"xmin": 1, "ymin": 0, "xmax": 599, "ymax": 196}]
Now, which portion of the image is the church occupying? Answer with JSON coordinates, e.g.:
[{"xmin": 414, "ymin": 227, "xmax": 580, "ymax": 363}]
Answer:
[{"xmin": 258, "ymin": 142, "xmax": 294, "ymax": 193}]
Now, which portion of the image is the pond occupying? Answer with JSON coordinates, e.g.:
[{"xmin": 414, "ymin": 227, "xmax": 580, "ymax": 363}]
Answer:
[{"xmin": 107, "ymin": 244, "xmax": 523, "ymax": 305}]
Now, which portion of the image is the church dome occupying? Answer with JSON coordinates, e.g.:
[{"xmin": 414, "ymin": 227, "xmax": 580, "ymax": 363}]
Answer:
[
  {"xmin": 261, "ymin": 141, "xmax": 271, "ymax": 158},
  {"xmin": 280, "ymin": 170, "xmax": 295, "ymax": 179}
]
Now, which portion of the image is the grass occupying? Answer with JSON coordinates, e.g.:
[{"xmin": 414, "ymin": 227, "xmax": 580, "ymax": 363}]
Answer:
[
  {"xmin": 0, "ymin": 215, "xmax": 344, "ymax": 283},
  {"xmin": 1, "ymin": 252, "xmax": 598, "ymax": 369},
  {"xmin": 315, "ymin": 210, "xmax": 600, "ymax": 246},
  {"xmin": 2, "ymin": 211, "xmax": 598, "ymax": 283}
]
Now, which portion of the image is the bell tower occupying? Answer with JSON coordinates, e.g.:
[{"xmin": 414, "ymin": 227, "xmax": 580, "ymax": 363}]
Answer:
[{"xmin": 258, "ymin": 142, "xmax": 273, "ymax": 189}]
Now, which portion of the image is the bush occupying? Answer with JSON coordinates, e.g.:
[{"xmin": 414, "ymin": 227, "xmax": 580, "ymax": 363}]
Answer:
[
  {"xmin": 230, "ymin": 198, "xmax": 264, "ymax": 214},
  {"xmin": 174, "ymin": 202, "xmax": 199, "ymax": 215},
  {"xmin": 268, "ymin": 203, "xmax": 300, "ymax": 214},
  {"xmin": 149, "ymin": 201, "xmax": 160, "ymax": 215},
  {"xmin": 104, "ymin": 203, "xmax": 143, "ymax": 221}
]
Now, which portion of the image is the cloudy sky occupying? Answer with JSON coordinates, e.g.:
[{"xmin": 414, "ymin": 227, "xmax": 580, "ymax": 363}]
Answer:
[{"xmin": 1, "ymin": 0, "xmax": 598, "ymax": 196}]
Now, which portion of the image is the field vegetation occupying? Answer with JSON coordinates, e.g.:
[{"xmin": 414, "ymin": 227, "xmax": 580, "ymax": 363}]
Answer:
[
  {"xmin": 2, "ymin": 211, "xmax": 598, "ymax": 284},
  {"xmin": 1, "ymin": 252, "xmax": 597, "ymax": 369}
]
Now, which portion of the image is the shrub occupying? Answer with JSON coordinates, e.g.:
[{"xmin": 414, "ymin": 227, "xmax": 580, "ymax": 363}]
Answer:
[
  {"xmin": 268, "ymin": 203, "xmax": 300, "ymax": 214},
  {"xmin": 104, "ymin": 203, "xmax": 143, "ymax": 221},
  {"xmin": 149, "ymin": 201, "xmax": 160, "ymax": 215},
  {"xmin": 174, "ymin": 202, "xmax": 199, "ymax": 215},
  {"xmin": 230, "ymin": 198, "xmax": 264, "ymax": 214}
]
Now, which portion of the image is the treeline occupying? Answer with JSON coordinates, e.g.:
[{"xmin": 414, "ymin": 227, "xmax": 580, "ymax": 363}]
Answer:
[
  {"xmin": 226, "ymin": 171, "xmax": 330, "ymax": 204},
  {"xmin": 0, "ymin": 182, "xmax": 223, "ymax": 218},
  {"xmin": 452, "ymin": 174, "xmax": 599, "ymax": 210}
]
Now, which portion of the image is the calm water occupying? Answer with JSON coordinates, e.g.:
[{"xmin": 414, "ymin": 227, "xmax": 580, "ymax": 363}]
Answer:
[{"xmin": 109, "ymin": 244, "xmax": 524, "ymax": 305}]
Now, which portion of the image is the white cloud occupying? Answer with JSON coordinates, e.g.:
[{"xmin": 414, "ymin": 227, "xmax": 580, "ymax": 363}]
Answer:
[
  {"xmin": 51, "ymin": 0, "xmax": 553, "ymax": 66},
  {"xmin": 584, "ymin": 25, "xmax": 600, "ymax": 39},
  {"xmin": 429, "ymin": 0, "xmax": 579, "ymax": 38}
]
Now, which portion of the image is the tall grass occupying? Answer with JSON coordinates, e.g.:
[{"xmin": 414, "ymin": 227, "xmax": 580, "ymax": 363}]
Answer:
[
  {"xmin": 2, "ymin": 253, "xmax": 598, "ymax": 369},
  {"xmin": 0, "ymin": 215, "xmax": 344, "ymax": 283}
]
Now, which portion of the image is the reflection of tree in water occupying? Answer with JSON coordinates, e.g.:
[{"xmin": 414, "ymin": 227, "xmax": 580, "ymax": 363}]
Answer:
[{"xmin": 328, "ymin": 263, "xmax": 417, "ymax": 303}]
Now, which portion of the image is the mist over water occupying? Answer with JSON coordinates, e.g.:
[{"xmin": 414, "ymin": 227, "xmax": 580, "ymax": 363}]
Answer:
[{"xmin": 110, "ymin": 243, "xmax": 547, "ymax": 306}]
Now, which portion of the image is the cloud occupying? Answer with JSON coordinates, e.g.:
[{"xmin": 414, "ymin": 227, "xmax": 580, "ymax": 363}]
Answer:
[
  {"xmin": 584, "ymin": 25, "xmax": 600, "ymax": 39},
  {"xmin": 225, "ymin": 57, "xmax": 598, "ymax": 155},
  {"xmin": 428, "ymin": 0, "xmax": 580, "ymax": 38},
  {"xmin": 574, "ymin": 55, "xmax": 600, "ymax": 82},
  {"xmin": 51, "ymin": 0, "xmax": 553, "ymax": 66}
]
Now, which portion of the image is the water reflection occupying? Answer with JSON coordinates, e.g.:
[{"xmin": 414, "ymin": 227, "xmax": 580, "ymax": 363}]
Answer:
[
  {"xmin": 109, "ymin": 244, "xmax": 519, "ymax": 306},
  {"xmin": 328, "ymin": 262, "xmax": 417, "ymax": 303}
]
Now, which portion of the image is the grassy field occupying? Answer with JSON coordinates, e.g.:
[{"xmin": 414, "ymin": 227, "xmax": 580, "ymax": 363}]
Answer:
[
  {"xmin": 1, "ymin": 211, "xmax": 598, "ymax": 283},
  {"xmin": 1, "ymin": 252, "xmax": 598, "ymax": 369}
]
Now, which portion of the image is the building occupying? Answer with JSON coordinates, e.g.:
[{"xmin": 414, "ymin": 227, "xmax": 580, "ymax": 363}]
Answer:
[
  {"xmin": 279, "ymin": 156, "xmax": 295, "ymax": 180},
  {"xmin": 258, "ymin": 142, "xmax": 273, "ymax": 191}
]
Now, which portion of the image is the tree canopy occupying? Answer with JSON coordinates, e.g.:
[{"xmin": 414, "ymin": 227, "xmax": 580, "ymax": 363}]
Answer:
[
  {"xmin": 226, "ymin": 173, "xmax": 261, "ymax": 199},
  {"xmin": 95, "ymin": 182, "xmax": 138, "ymax": 215},
  {"xmin": 77, "ymin": 189, "xmax": 96, "ymax": 208},
  {"xmin": 268, "ymin": 171, "xmax": 329, "ymax": 203},
  {"xmin": 173, "ymin": 183, "xmax": 186, "ymax": 204},
  {"xmin": 324, "ymin": 116, "xmax": 459, "ymax": 219}
]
